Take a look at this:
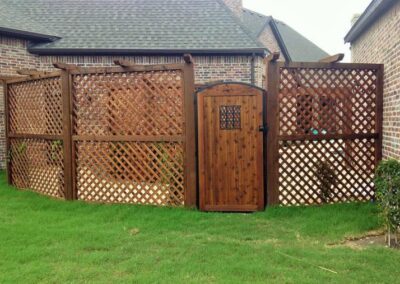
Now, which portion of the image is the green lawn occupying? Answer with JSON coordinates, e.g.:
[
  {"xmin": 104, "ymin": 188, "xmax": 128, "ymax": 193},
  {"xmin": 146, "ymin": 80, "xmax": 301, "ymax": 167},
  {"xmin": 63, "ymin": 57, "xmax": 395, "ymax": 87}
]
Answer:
[{"xmin": 0, "ymin": 172, "xmax": 399, "ymax": 283}]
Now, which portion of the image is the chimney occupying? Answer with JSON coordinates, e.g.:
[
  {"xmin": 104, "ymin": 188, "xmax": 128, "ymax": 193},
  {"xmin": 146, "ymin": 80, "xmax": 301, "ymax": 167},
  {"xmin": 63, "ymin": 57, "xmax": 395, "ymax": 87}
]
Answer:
[
  {"xmin": 221, "ymin": 0, "xmax": 243, "ymax": 19},
  {"xmin": 351, "ymin": 13, "xmax": 361, "ymax": 25}
]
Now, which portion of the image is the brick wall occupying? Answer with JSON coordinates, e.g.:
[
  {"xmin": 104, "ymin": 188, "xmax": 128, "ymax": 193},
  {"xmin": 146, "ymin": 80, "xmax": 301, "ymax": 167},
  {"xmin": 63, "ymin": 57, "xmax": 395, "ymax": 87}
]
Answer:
[
  {"xmin": 0, "ymin": 37, "xmax": 42, "ymax": 169},
  {"xmin": 0, "ymin": 35, "xmax": 264, "ymax": 169},
  {"xmin": 258, "ymin": 24, "xmax": 283, "ymax": 57},
  {"xmin": 351, "ymin": 1, "xmax": 400, "ymax": 160}
]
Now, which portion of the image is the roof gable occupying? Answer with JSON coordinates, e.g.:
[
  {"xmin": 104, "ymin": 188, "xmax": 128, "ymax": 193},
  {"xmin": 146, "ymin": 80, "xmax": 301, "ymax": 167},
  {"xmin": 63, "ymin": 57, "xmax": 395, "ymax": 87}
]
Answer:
[
  {"xmin": 273, "ymin": 20, "xmax": 329, "ymax": 62},
  {"xmin": 0, "ymin": 0, "xmax": 266, "ymax": 55},
  {"xmin": 241, "ymin": 8, "xmax": 329, "ymax": 62}
]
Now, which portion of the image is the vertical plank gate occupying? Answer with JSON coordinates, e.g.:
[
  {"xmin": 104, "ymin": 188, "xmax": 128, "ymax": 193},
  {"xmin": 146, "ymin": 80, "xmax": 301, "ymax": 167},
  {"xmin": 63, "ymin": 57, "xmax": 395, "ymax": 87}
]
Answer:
[{"xmin": 197, "ymin": 83, "xmax": 265, "ymax": 212}]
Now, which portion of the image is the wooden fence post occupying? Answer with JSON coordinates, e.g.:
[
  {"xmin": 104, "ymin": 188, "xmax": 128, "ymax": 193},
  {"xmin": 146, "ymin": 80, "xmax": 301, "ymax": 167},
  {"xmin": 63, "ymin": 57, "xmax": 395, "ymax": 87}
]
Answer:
[
  {"xmin": 3, "ymin": 81, "xmax": 11, "ymax": 185},
  {"xmin": 61, "ymin": 70, "xmax": 74, "ymax": 200},
  {"xmin": 266, "ymin": 60, "xmax": 280, "ymax": 205},
  {"xmin": 375, "ymin": 64, "xmax": 384, "ymax": 165},
  {"xmin": 183, "ymin": 57, "xmax": 197, "ymax": 208}
]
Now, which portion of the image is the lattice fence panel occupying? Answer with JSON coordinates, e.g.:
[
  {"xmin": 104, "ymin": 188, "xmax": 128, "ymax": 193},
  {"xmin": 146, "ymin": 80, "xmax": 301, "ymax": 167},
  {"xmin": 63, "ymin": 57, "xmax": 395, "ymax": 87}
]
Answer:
[
  {"xmin": 72, "ymin": 69, "xmax": 186, "ymax": 206},
  {"xmin": 72, "ymin": 70, "xmax": 184, "ymax": 136},
  {"xmin": 278, "ymin": 139, "xmax": 376, "ymax": 205},
  {"xmin": 279, "ymin": 67, "xmax": 377, "ymax": 136},
  {"xmin": 9, "ymin": 139, "xmax": 65, "ymax": 198},
  {"xmin": 75, "ymin": 141, "xmax": 184, "ymax": 205},
  {"xmin": 277, "ymin": 66, "xmax": 380, "ymax": 205},
  {"xmin": 8, "ymin": 77, "xmax": 63, "ymax": 135}
]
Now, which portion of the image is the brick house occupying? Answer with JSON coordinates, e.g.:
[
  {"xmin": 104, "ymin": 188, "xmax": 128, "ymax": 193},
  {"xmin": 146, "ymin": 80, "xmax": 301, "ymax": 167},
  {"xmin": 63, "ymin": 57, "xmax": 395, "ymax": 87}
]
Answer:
[
  {"xmin": 0, "ymin": 0, "xmax": 328, "ymax": 169},
  {"xmin": 345, "ymin": 0, "xmax": 400, "ymax": 160}
]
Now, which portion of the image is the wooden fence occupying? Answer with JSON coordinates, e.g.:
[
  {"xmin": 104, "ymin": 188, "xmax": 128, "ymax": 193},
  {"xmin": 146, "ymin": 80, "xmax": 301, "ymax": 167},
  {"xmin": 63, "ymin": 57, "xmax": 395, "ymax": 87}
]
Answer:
[
  {"xmin": 4, "ymin": 62, "xmax": 196, "ymax": 207},
  {"xmin": 266, "ymin": 61, "xmax": 383, "ymax": 206},
  {"xmin": 4, "ymin": 59, "xmax": 383, "ymax": 208}
]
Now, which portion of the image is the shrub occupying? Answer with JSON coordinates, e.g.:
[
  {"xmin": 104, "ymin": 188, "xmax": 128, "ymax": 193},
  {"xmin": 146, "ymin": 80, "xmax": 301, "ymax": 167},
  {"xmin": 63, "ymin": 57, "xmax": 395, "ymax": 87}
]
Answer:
[
  {"xmin": 375, "ymin": 159, "xmax": 400, "ymax": 247},
  {"xmin": 315, "ymin": 160, "xmax": 336, "ymax": 203}
]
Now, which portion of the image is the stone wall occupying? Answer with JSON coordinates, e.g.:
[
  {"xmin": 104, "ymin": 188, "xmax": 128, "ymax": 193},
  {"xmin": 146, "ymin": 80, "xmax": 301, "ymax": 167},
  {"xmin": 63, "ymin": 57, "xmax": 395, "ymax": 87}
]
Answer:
[{"xmin": 351, "ymin": 1, "xmax": 400, "ymax": 160}]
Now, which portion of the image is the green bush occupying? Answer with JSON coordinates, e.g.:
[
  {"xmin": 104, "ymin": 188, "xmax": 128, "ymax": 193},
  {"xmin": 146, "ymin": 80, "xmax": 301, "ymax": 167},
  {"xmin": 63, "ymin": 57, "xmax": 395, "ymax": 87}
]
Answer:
[
  {"xmin": 315, "ymin": 160, "xmax": 336, "ymax": 203},
  {"xmin": 375, "ymin": 159, "xmax": 400, "ymax": 246}
]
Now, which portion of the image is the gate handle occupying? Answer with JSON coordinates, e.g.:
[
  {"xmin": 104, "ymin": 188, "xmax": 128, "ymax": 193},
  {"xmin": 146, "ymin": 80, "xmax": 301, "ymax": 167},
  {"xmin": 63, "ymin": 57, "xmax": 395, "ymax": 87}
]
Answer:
[{"xmin": 259, "ymin": 125, "xmax": 269, "ymax": 133}]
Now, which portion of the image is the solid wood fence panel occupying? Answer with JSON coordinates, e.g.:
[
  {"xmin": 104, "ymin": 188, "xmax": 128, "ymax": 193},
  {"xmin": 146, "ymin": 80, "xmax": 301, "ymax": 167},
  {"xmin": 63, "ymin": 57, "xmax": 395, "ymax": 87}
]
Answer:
[
  {"xmin": 267, "ymin": 62, "xmax": 383, "ymax": 206},
  {"xmin": 71, "ymin": 66, "xmax": 190, "ymax": 205},
  {"xmin": 6, "ymin": 74, "xmax": 66, "ymax": 198}
]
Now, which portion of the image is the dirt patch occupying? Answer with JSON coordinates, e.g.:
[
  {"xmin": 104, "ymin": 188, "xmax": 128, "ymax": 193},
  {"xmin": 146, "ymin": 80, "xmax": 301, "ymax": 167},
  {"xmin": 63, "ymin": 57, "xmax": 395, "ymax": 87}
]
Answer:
[{"xmin": 329, "ymin": 230, "xmax": 400, "ymax": 250}]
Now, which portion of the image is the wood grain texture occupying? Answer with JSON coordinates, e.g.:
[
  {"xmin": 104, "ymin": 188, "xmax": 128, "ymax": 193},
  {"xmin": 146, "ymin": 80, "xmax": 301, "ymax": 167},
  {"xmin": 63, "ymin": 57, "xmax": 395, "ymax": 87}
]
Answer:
[{"xmin": 198, "ymin": 84, "xmax": 264, "ymax": 212}]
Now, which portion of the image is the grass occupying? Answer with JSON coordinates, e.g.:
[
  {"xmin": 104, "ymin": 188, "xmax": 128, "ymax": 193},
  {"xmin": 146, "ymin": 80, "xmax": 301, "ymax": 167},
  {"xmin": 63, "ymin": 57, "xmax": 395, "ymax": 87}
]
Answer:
[{"xmin": 0, "ymin": 172, "xmax": 399, "ymax": 283}]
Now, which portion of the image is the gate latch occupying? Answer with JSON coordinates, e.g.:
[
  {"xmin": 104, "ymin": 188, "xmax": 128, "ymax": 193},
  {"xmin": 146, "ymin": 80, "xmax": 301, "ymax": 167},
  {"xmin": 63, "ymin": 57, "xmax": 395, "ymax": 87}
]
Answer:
[{"xmin": 259, "ymin": 125, "xmax": 269, "ymax": 134}]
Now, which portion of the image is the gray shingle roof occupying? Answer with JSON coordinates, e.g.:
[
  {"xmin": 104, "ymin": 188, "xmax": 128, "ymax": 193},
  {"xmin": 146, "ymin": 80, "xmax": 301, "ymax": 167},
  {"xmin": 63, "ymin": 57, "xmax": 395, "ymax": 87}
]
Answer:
[
  {"xmin": 241, "ymin": 9, "xmax": 329, "ymax": 62},
  {"xmin": 242, "ymin": 8, "xmax": 271, "ymax": 38},
  {"xmin": 274, "ymin": 20, "xmax": 329, "ymax": 62},
  {"xmin": 0, "ymin": 2, "xmax": 58, "ymax": 40},
  {"xmin": 0, "ymin": 0, "xmax": 265, "ymax": 54}
]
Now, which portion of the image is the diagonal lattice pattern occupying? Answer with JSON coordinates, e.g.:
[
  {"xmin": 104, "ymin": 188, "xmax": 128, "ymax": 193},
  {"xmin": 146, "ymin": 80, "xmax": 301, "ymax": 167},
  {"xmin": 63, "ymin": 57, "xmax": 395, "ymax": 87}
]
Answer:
[
  {"xmin": 72, "ymin": 70, "xmax": 184, "ymax": 136},
  {"xmin": 75, "ymin": 141, "xmax": 184, "ymax": 205},
  {"xmin": 278, "ymin": 139, "xmax": 376, "ymax": 205},
  {"xmin": 9, "ymin": 139, "xmax": 65, "ymax": 198},
  {"xmin": 277, "ymin": 66, "xmax": 380, "ymax": 206},
  {"xmin": 279, "ymin": 67, "xmax": 377, "ymax": 136},
  {"xmin": 8, "ymin": 77, "xmax": 63, "ymax": 135}
]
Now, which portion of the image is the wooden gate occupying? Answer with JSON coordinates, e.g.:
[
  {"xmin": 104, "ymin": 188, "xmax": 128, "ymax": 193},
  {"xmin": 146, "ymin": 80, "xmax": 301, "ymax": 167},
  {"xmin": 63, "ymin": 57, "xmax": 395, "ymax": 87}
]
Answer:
[{"xmin": 197, "ymin": 83, "xmax": 265, "ymax": 212}]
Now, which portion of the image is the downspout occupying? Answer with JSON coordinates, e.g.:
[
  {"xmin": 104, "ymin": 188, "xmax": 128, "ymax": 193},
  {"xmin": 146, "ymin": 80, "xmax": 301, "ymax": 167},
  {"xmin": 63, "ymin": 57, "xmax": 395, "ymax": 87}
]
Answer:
[{"xmin": 251, "ymin": 53, "xmax": 256, "ymax": 85}]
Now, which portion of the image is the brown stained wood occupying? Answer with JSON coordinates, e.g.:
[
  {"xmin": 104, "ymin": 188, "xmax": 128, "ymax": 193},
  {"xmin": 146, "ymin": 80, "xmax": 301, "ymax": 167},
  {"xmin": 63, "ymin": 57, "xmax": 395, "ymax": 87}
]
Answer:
[
  {"xmin": 279, "ymin": 133, "xmax": 379, "ymax": 142},
  {"xmin": 3, "ymin": 82, "xmax": 11, "ymax": 184},
  {"xmin": 69, "ymin": 64, "xmax": 185, "ymax": 75},
  {"xmin": 319, "ymin": 53, "xmax": 345, "ymax": 63},
  {"xmin": 375, "ymin": 65, "xmax": 384, "ymax": 166},
  {"xmin": 273, "ymin": 62, "xmax": 383, "ymax": 206},
  {"xmin": 265, "ymin": 52, "xmax": 280, "ymax": 63},
  {"xmin": 183, "ymin": 54, "xmax": 193, "ymax": 64},
  {"xmin": 4, "ymin": 72, "xmax": 61, "ymax": 84},
  {"xmin": 71, "ymin": 65, "xmax": 188, "ymax": 206},
  {"xmin": 72, "ymin": 135, "xmax": 185, "ymax": 142},
  {"xmin": 16, "ymin": 69, "xmax": 54, "ymax": 77},
  {"xmin": 53, "ymin": 62, "xmax": 78, "ymax": 71},
  {"xmin": 6, "ymin": 63, "xmax": 191, "ymax": 207},
  {"xmin": 7, "ymin": 76, "xmax": 66, "ymax": 199},
  {"xmin": 266, "ymin": 61, "xmax": 280, "ymax": 205},
  {"xmin": 9, "ymin": 134, "xmax": 63, "ymax": 140},
  {"xmin": 114, "ymin": 59, "xmax": 135, "ymax": 67},
  {"xmin": 197, "ymin": 84, "xmax": 264, "ymax": 212},
  {"xmin": 61, "ymin": 71, "xmax": 74, "ymax": 200},
  {"xmin": 183, "ymin": 60, "xmax": 197, "ymax": 208}
]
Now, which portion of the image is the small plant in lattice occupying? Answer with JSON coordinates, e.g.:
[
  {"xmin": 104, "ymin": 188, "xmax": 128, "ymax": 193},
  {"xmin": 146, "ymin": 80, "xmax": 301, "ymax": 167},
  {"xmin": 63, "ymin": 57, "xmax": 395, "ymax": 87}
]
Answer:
[
  {"xmin": 315, "ymin": 160, "xmax": 336, "ymax": 204},
  {"xmin": 51, "ymin": 140, "xmax": 63, "ymax": 161},
  {"xmin": 375, "ymin": 159, "xmax": 400, "ymax": 247}
]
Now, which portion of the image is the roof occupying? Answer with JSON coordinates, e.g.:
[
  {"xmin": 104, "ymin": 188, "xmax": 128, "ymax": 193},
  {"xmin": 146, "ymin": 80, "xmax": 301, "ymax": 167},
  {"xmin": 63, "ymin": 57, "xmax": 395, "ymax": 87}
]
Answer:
[
  {"xmin": 242, "ymin": 8, "xmax": 272, "ymax": 38},
  {"xmin": 345, "ymin": 0, "xmax": 397, "ymax": 43},
  {"xmin": 0, "ymin": 0, "xmax": 266, "ymax": 55},
  {"xmin": 274, "ymin": 20, "xmax": 329, "ymax": 62},
  {"xmin": 0, "ymin": 3, "xmax": 59, "ymax": 41},
  {"xmin": 241, "ymin": 9, "xmax": 329, "ymax": 61}
]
